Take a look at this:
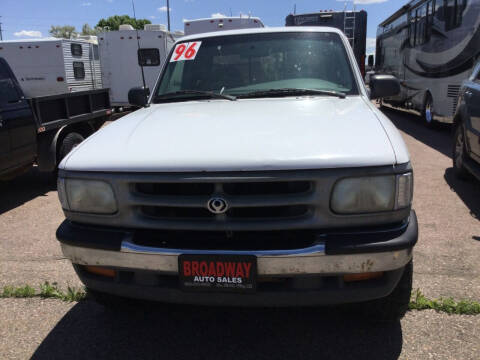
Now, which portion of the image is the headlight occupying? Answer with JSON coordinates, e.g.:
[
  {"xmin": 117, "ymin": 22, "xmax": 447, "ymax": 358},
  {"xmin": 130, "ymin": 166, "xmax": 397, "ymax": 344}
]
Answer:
[
  {"xmin": 331, "ymin": 173, "xmax": 413, "ymax": 214},
  {"xmin": 57, "ymin": 178, "xmax": 117, "ymax": 214}
]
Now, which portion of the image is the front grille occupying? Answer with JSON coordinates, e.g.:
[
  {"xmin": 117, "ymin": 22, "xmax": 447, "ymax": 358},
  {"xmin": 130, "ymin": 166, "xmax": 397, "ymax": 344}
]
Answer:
[
  {"xmin": 133, "ymin": 179, "xmax": 314, "ymax": 223},
  {"xmin": 64, "ymin": 167, "xmax": 412, "ymax": 231}
]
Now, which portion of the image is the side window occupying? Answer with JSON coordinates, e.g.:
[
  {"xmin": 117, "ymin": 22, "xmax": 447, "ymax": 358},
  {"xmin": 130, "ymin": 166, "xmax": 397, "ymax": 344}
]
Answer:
[
  {"xmin": 89, "ymin": 45, "xmax": 99, "ymax": 61},
  {"xmin": 0, "ymin": 63, "xmax": 21, "ymax": 104},
  {"xmin": 409, "ymin": 11, "xmax": 417, "ymax": 47},
  {"xmin": 426, "ymin": 1, "xmax": 434, "ymax": 41},
  {"xmin": 445, "ymin": 0, "xmax": 466, "ymax": 31},
  {"xmin": 73, "ymin": 62, "xmax": 85, "ymax": 80},
  {"xmin": 415, "ymin": 5, "xmax": 427, "ymax": 46},
  {"xmin": 138, "ymin": 48, "xmax": 160, "ymax": 66},
  {"xmin": 71, "ymin": 43, "xmax": 83, "ymax": 57}
]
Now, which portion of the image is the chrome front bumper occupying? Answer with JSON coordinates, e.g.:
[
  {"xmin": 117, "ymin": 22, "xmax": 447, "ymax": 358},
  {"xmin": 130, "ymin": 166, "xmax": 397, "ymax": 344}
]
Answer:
[{"xmin": 61, "ymin": 241, "xmax": 412, "ymax": 276}]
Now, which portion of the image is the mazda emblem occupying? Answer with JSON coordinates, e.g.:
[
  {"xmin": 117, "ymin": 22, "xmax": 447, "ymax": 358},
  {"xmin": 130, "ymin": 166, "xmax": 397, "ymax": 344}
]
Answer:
[{"xmin": 207, "ymin": 197, "xmax": 229, "ymax": 214}]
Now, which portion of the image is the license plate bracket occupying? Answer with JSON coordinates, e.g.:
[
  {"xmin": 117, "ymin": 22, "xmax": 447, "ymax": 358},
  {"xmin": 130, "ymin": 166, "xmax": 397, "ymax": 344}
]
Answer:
[{"xmin": 178, "ymin": 254, "xmax": 257, "ymax": 293}]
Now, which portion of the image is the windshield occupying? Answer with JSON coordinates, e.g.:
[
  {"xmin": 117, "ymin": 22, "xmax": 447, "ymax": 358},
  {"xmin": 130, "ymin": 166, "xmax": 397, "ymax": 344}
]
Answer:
[{"xmin": 154, "ymin": 32, "xmax": 358, "ymax": 102}]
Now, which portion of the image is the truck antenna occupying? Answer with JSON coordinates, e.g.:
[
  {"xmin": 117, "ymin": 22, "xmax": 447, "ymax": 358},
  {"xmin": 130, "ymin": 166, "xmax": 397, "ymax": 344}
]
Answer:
[
  {"xmin": 132, "ymin": 0, "xmax": 149, "ymax": 107},
  {"xmin": 166, "ymin": 0, "xmax": 171, "ymax": 32}
]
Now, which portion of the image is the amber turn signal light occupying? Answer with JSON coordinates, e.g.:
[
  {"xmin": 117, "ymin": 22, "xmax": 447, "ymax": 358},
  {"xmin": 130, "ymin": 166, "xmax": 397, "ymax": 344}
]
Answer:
[
  {"xmin": 84, "ymin": 266, "xmax": 116, "ymax": 278},
  {"xmin": 343, "ymin": 272, "xmax": 383, "ymax": 282}
]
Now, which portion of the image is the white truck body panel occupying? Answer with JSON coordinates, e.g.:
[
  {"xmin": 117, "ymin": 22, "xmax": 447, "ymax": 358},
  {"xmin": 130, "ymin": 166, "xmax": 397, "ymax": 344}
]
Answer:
[
  {"xmin": 0, "ymin": 39, "xmax": 102, "ymax": 97},
  {"xmin": 98, "ymin": 29, "xmax": 177, "ymax": 107},
  {"xmin": 184, "ymin": 17, "xmax": 264, "ymax": 36},
  {"xmin": 63, "ymin": 96, "xmax": 405, "ymax": 172},
  {"xmin": 62, "ymin": 27, "xmax": 410, "ymax": 172}
]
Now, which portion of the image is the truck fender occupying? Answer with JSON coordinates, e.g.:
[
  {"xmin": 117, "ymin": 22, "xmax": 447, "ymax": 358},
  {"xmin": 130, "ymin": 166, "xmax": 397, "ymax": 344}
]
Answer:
[
  {"xmin": 37, "ymin": 122, "xmax": 95, "ymax": 172},
  {"xmin": 36, "ymin": 127, "xmax": 62, "ymax": 172}
]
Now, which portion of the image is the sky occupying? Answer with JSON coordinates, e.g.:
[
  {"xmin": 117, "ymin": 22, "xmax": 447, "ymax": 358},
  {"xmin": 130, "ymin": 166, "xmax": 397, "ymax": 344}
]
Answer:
[{"xmin": 0, "ymin": 0, "xmax": 405, "ymax": 54}]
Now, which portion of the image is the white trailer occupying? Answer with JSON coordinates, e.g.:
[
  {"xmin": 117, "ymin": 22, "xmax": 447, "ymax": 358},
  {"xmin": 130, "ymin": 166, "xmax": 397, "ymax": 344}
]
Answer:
[
  {"xmin": 98, "ymin": 24, "xmax": 177, "ymax": 107},
  {"xmin": 184, "ymin": 16, "xmax": 264, "ymax": 36},
  {"xmin": 0, "ymin": 38, "xmax": 102, "ymax": 98}
]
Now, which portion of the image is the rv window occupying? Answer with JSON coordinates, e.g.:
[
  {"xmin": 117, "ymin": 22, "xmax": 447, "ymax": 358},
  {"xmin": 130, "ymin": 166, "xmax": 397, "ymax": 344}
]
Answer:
[
  {"xmin": 138, "ymin": 48, "xmax": 160, "ymax": 66},
  {"xmin": 71, "ymin": 43, "xmax": 83, "ymax": 57},
  {"xmin": 445, "ymin": 0, "xmax": 466, "ymax": 31},
  {"xmin": 426, "ymin": 1, "xmax": 434, "ymax": 41},
  {"xmin": 90, "ymin": 45, "xmax": 99, "ymax": 61},
  {"xmin": 409, "ymin": 12, "xmax": 416, "ymax": 47},
  {"xmin": 73, "ymin": 62, "xmax": 85, "ymax": 79},
  {"xmin": 415, "ymin": 4, "xmax": 427, "ymax": 46}
]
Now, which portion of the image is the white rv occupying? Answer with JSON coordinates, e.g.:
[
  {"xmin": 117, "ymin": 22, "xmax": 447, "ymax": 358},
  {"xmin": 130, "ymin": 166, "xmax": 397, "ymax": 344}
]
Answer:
[
  {"xmin": 98, "ymin": 24, "xmax": 177, "ymax": 107},
  {"xmin": 0, "ymin": 38, "xmax": 102, "ymax": 98},
  {"xmin": 183, "ymin": 16, "xmax": 264, "ymax": 36}
]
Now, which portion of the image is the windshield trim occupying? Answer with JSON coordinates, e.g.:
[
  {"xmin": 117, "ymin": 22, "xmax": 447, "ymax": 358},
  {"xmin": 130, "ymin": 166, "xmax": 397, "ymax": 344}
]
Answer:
[{"xmin": 151, "ymin": 31, "xmax": 363, "ymax": 104}]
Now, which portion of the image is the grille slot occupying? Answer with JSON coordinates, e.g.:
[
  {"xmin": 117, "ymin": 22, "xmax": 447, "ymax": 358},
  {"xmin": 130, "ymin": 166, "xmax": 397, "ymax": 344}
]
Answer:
[
  {"xmin": 136, "ymin": 183, "xmax": 214, "ymax": 196},
  {"xmin": 132, "ymin": 229, "xmax": 317, "ymax": 251},
  {"xmin": 223, "ymin": 181, "xmax": 311, "ymax": 195},
  {"xmin": 227, "ymin": 205, "xmax": 310, "ymax": 219},
  {"xmin": 141, "ymin": 206, "xmax": 215, "ymax": 219}
]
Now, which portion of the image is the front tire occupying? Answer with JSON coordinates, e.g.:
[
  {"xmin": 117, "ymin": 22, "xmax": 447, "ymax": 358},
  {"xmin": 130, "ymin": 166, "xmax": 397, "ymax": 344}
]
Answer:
[
  {"xmin": 360, "ymin": 260, "xmax": 413, "ymax": 322},
  {"xmin": 58, "ymin": 132, "xmax": 84, "ymax": 164},
  {"xmin": 453, "ymin": 123, "xmax": 471, "ymax": 180}
]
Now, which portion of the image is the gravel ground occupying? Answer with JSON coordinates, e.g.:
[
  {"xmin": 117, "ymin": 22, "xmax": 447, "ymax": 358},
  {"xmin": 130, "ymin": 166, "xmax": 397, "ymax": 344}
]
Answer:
[
  {"xmin": 0, "ymin": 108, "xmax": 479, "ymax": 359},
  {"xmin": 0, "ymin": 298, "xmax": 478, "ymax": 360}
]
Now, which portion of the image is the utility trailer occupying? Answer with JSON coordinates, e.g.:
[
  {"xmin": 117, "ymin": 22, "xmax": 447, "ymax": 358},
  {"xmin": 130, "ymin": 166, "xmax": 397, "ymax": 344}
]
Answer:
[
  {"xmin": 286, "ymin": 10, "xmax": 367, "ymax": 77},
  {"xmin": 183, "ymin": 16, "xmax": 264, "ymax": 36},
  {"xmin": 0, "ymin": 38, "xmax": 102, "ymax": 98},
  {"xmin": 98, "ymin": 24, "xmax": 178, "ymax": 108},
  {"xmin": 0, "ymin": 57, "xmax": 111, "ymax": 180}
]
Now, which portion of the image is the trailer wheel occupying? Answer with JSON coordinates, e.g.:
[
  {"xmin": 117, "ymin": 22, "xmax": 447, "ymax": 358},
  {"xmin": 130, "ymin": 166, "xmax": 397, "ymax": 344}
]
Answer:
[
  {"xmin": 422, "ymin": 94, "xmax": 436, "ymax": 128},
  {"xmin": 58, "ymin": 132, "xmax": 84, "ymax": 164}
]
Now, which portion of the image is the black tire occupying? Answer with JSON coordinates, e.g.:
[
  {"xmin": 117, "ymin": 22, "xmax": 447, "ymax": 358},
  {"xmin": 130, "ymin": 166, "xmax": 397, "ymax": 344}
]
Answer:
[
  {"xmin": 359, "ymin": 260, "xmax": 413, "ymax": 322},
  {"xmin": 422, "ymin": 94, "xmax": 437, "ymax": 128},
  {"xmin": 58, "ymin": 132, "xmax": 84, "ymax": 164},
  {"xmin": 453, "ymin": 123, "xmax": 471, "ymax": 180}
]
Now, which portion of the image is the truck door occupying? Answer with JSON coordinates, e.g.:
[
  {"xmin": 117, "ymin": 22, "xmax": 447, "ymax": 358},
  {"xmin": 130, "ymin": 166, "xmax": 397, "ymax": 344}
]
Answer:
[
  {"xmin": 0, "ymin": 59, "xmax": 36, "ymax": 173},
  {"xmin": 465, "ymin": 68, "xmax": 480, "ymax": 157}
]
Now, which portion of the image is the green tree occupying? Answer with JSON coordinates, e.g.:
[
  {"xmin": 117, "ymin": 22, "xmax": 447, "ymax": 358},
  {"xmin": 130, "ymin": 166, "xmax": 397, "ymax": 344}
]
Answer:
[
  {"xmin": 49, "ymin": 25, "xmax": 77, "ymax": 39},
  {"xmin": 81, "ymin": 23, "xmax": 101, "ymax": 36},
  {"xmin": 96, "ymin": 15, "xmax": 151, "ymax": 31}
]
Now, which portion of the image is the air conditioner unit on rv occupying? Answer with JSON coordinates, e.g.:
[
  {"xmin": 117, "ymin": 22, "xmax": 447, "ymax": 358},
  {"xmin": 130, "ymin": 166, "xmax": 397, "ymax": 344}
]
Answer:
[
  {"xmin": 144, "ymin": 24, "xmax": 167, "ymax": 31},
  {"xmin": 119, "ymin": 24, "xmax": 135, "ymax": 31}
]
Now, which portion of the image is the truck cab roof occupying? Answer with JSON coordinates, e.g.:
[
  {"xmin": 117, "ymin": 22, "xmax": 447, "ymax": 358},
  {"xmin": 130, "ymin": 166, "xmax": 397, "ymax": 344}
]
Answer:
[{"xmin": 179, "ymin": 26, "xmax": 345, "ymax": 43}]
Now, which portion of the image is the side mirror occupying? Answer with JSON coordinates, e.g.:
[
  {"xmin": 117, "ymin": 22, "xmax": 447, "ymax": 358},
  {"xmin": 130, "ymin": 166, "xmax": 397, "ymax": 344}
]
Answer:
[
  {"xmin": 367, "ymin": 55, "xmax": 374, "ymax": 68},
  {"xmin": 128, "ymin": 87, "xmax": 150, "ymax": 107},
  {"xmin": 369, "ymin": 75, "xmax": 400, "ymax": 100}
]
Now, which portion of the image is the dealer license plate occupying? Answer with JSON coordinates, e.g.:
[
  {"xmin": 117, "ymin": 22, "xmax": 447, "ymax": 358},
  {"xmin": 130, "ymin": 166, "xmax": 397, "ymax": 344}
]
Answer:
[{"xmin": 178, "ymin": 254, "xmax": 257, "ymax": 293}]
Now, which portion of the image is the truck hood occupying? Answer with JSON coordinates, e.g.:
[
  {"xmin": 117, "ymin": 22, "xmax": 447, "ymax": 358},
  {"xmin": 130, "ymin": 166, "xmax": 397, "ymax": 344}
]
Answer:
[{"xmin": 62, "ymin": 97, "xmax": 403, "ymax": 172}]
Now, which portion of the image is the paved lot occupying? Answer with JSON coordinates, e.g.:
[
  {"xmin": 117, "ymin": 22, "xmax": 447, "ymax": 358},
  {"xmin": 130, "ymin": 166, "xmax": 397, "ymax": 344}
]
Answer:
[{"xmin": 0, "ymin": 108, "xmax": 479, "ymax": 359}]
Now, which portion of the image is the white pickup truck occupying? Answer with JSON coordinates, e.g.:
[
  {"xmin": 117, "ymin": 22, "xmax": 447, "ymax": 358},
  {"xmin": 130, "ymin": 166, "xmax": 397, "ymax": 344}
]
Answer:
[{"xmin": 56, "ymin": 27, "xmax": 417, "ymax": 321}]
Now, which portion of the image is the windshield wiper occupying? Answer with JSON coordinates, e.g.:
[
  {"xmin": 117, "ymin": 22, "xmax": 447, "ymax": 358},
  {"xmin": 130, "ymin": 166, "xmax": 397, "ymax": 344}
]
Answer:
[
  {"xmin": 154, "ymin": 90, "xmax": 236, "ymax": 102},
  {"xmin": 238, "ymin": 88, "xmax": 346, "ymax": 99}
]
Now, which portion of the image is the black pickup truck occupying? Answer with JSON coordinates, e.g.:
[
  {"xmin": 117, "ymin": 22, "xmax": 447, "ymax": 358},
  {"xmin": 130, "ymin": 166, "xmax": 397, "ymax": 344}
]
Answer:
[{"xmin": 0, "ymin": 57, "xmax": 111, "ymax": 180}]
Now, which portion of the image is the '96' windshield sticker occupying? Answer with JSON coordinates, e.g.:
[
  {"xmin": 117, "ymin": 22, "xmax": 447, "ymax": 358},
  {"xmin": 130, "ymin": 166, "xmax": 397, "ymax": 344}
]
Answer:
[{"xmin": 170, "ymin": 42, "xmax": 202, "ymax": 62}]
